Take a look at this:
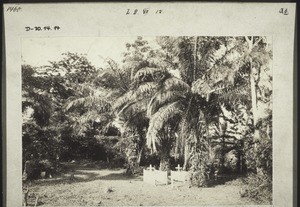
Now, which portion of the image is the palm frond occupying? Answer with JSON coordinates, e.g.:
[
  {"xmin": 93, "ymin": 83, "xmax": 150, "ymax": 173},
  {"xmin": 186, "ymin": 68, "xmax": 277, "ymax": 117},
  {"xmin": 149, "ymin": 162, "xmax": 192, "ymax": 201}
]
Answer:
[
  {"xmin": 96, "ymin": 69, "xmax": 129, "ymax": 92},
  {"xmin": 64, "ymin": 95, "xmax": 111, "ymax": 113},
  {"xmin": 112, "ymin": 91, "xmax": 135, "ymax": 111},
  {"xmin": 135, "ymin": 82, "xmax": 159, "ymax": 99},
  {"xmin": 134, "ymin": 67, "xmax": 166, "ymax": 80},
  {"xmin": 216, "ymin": 84, "xmax": 251, "ymax": 105},
  {"xmin": 147, "ymin": 90, "xmax": 186, "ymax": 117},
  {"xmin": 146, "ymin": 101, "xmax": 183, "ymax": 152},
  {"xmin": 163, "ymin": 77, "xmax": 190, "ymax": 92},
  {"xmin": 201, "ymin": 41, "xmax": 227, "ymax": 70},
  {"xmin": 191, "ymin": 79, "xmax": 212, "ymax": 97},
  {"xmin": 114, "ymin": 82, "xmax": 158, "ymax": 115}
]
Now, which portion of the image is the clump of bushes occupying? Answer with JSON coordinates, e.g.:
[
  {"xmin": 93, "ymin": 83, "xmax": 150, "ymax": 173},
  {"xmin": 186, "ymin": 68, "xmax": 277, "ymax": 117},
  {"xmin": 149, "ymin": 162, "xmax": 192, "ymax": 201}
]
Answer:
[
  {"xmin": 188, "ymin": 146, "xmax": 217, "ymax": 187},
  {"xmin": 22, "ymin": 158, "xmax": 60, "ymax": 180},
  {"xmin": 240, "ymin": 173, "xmax": 272, "ymax": 204},
  {"xmin": 242, "ymin": 136, "xmax": 272, "ymax": 204}
]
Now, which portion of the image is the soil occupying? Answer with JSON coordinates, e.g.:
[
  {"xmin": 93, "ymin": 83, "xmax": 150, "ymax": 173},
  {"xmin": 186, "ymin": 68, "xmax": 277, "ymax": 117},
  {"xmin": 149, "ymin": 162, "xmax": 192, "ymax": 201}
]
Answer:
[{"xmin": 23, "ymin": 161, "xmax": 260, "ymax": 206}]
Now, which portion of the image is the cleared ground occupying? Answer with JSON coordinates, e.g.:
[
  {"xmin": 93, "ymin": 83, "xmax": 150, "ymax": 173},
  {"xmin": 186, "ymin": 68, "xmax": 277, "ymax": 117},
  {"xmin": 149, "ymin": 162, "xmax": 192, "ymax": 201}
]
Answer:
[{"xmin": 24, "ymin": 162, "xmax": 259, "ymax": 206}]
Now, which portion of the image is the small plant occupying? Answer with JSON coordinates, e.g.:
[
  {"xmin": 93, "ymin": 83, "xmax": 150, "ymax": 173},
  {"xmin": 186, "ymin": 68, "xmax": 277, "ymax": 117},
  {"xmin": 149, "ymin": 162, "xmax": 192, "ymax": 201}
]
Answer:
[
  {"xmin": 240, "ymin": 173, "xmax": 272, "ymax": 204},
  {"xmin": 104, "ymin": 186, "xmax": 114, "ymax": 193},
  {"xmin": 190, "ymin": 170, "xmax": 208, "ymax": 187}
]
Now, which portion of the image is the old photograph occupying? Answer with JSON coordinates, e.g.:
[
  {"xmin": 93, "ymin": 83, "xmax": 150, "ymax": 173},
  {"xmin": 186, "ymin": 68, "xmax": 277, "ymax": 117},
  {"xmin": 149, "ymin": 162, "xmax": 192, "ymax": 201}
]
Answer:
[{"xmin": 21, "ymin": 36, "xmax": 273, "ymax": 206}]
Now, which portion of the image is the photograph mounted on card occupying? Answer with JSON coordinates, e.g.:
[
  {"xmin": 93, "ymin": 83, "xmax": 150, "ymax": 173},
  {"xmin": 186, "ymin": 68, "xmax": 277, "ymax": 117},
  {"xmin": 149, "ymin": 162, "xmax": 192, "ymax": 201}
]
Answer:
[{"xmin": 3, "ymin": 2, "xmax": 296, "ymax": 207}]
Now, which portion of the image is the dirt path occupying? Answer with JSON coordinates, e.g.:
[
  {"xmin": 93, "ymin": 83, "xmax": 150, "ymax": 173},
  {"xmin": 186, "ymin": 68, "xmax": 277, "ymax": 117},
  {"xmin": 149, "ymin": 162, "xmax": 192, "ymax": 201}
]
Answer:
[{"xmin": 24, "ymin": 163, "xmax": 259, "ymax": 206}]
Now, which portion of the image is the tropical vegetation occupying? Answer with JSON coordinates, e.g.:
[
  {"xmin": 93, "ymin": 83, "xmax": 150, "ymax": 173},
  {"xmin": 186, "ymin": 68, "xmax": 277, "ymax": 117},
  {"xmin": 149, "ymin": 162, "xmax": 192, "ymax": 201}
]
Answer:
[{"xmin": 22, "ymin": 36, "xmax": 273, "ymax": 203}]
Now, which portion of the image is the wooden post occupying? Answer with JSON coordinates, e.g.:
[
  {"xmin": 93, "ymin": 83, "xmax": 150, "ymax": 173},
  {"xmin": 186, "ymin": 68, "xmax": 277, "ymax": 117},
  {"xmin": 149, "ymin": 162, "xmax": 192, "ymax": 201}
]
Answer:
[
  {"xmin": 34, "ymin": 195, "xmax": 39, "ymax": 207},
  {"xmin": 23, "ymin": 186, "xmax": 29, "ymax": 207}
]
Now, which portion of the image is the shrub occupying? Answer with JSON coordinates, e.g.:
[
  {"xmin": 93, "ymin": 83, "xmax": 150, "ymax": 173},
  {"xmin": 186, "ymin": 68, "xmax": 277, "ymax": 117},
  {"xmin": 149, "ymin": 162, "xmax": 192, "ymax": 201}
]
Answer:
[
  {"xmin": 240, "ymin": 173, "xmax": 272, "ymax": 204},
  {"xmin": 190, "ymin": 169, "xmax": 209, "ymax": 187},
  {"xmin": 242, "ymin": 134, "xmax": 272, "ymax": 203},
  {"xmin": 188, "ymin": 148, "xmax": 216, "ymax": 187}
]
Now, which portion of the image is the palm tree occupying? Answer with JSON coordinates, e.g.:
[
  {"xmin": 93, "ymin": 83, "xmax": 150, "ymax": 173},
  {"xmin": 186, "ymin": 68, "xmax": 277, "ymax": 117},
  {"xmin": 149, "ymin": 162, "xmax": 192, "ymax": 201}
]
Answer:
[{"xmin": 113, "ymin": 36, "xmax": 272, "ymax": 173}]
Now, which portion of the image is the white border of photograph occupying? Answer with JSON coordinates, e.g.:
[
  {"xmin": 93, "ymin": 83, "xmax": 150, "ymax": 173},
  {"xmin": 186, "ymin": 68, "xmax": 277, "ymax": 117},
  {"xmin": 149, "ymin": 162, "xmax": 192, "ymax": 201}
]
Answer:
[{"xmin": 4, "ymin": 2, "xmax": 296, "ymax": 207}]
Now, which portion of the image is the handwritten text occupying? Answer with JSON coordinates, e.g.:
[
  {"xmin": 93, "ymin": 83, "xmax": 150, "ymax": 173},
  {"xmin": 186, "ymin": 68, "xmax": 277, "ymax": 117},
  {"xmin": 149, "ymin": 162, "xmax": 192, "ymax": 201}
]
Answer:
[{"xmin": 25, "ymin": 26, "xmax": 61, "ymax": 32}]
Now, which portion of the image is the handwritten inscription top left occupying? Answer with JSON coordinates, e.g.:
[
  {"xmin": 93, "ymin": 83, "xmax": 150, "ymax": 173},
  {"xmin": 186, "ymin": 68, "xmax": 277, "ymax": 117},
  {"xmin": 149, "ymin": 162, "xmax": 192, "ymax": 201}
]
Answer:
[
  {"xmin": 25, "ymin": 26, "xmax": 61, "ymax": 32},
  {"xmin": 6, "ymin": 6, "xmax": 22, "ymax": 12}
]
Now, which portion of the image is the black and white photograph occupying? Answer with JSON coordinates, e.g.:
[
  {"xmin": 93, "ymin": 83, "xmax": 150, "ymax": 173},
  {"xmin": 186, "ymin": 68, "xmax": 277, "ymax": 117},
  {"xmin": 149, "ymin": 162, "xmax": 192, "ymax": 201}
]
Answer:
[
  {"xmin": 21, "ymin": 36, "xmax": 273, "ymax": 206},
  {"xmin": 3, "ymin": 2, "xmax": 296, "ymax": 207}
]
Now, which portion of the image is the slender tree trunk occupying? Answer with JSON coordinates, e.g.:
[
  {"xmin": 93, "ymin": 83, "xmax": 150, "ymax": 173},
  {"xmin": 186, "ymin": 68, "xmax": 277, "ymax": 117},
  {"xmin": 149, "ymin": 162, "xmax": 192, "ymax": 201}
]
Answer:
[
  {"xmin": 250, "ymin": 67, "xmax": 259, "ymax": 139},
  {"xmin": 193, "ymin": 37, "xmax": 198, "ymax": 82},
  {"xmin": 137, "ymin": 148, "xmax": 143, "ymax": 165},
  {"xmin": 130, "ymin": 68, "xmax": 135, "ymax": 81},
  {"xmin": 23, "ymin": 186, "xmax": 29, "ymax": 207},
  {"xmin": 136, "ymin": 131, "xmax": 145, "ymax": 166},
  {"xmin": 174, "ymin": 132, "xmax": 180, "ymax": 158},
  {"xmin": 183, "ymin": 139, "xmax": 192, "ymax": 171},
  {"xmin": 250, "ymin": 61, "xmax": 263, "ymax": 175},
  {"xmin": 246, "ymin": 36, "xmax": 260, "ymax": 130},
  {"xmin": 183, "ymin": 144, "xmax": 189, "ymax": 170},
  {"xmin": 245, "ymin": 36, "xmax": 264, "ymax": 175}
]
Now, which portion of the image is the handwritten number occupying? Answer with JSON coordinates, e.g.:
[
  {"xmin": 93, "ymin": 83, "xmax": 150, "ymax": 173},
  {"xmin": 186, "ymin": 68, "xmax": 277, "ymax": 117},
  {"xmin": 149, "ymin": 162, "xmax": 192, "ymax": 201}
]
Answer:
[
  {"xmin": 25, "ymin": 26, "xmax": 60, "ymax": 32},
  {"xmin": 143, "ymin": 8, "xmax": 149, "ymax": 14},
  {"xmin": 34, "ymin": 27, "xmax": 42, "ymax": 31},
  {"xmin": 44, "ymin": 26, "xmax": 51, "ymax": 31},
  {"xmin": 6, "ymin": 6, "xmax": 21, "ymax": 12},
  {"xmin": 279, "ymin": 8, "xmax": 288, "ymax": 15},
  {"xmin": 126, "ymin": 8, "xmax": 163, "ymax": 15}
]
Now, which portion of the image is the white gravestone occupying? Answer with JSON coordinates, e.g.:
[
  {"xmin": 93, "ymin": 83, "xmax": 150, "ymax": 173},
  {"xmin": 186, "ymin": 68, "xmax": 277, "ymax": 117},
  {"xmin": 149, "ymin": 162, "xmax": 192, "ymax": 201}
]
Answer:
[
  {"xmin": 143, "ymin": 164, "xmax": 168, "ymax": 186},
  {"xmin": 171, "ymin": 164, "xmax": 190, "ymax": 188}
]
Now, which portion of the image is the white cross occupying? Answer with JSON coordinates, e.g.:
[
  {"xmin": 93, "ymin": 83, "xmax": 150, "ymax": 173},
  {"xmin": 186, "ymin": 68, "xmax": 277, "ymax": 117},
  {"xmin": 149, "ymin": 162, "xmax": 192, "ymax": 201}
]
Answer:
[
  {"xmin": 175, "ymin": 164, "xmax": 182, "ymax": 171},
  {"xmin": 147, "ymin": 164, "xmax": 155, "ymax": 171}
]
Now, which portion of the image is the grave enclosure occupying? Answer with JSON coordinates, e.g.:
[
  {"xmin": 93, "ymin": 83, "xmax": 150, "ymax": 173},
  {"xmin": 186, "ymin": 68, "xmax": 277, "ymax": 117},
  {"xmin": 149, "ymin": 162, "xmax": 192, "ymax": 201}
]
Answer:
[{"xmin": 143, "ymin": 164, "xmax": 190, "ymax": 187}]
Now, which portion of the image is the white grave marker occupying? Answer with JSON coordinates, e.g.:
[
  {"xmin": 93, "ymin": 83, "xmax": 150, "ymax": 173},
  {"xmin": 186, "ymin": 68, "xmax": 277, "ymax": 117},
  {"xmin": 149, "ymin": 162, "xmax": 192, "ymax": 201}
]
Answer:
[
  {"xmin": 171, "ymin": 164, "xmax": 190, "ymax": 188},
  {"xmin": 175, "ymin": 164, "xmax": 182, "ymax": 171},
  {"xmin": 143, "ymin": 164, "xmax": 168, "ymax": 186}
]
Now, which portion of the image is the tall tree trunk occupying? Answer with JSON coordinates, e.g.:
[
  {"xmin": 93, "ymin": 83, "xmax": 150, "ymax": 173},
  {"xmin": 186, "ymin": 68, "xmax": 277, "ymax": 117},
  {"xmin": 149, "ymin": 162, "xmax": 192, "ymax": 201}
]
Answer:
[
  {"xmin": 159, "ymin": 132, "xmax": 172, "ymax": 171},
  {"xmin": 193, "ymin": 37, "xmax": 198, "ymax": 82},
  {"xmin": 245, "ymin": 36, "xmax": 264, "ymax": 175},
  {"xmin": 250, "ymin": 66, "xmax": 259, "ymax": 140},
  {"xmin": 183, "ymin": 143, "xmax": 190, "ymax": 171},
  {"xmin": 136, "ymin": 131, "xmax": 145, "ymax": 166},
  {"xmin": 245, "ymin": 36, "xmax": 260, "ymax": 140},
  {"xmin": 159, "ymin": 148, "xmax": 171, "ymax": 171},
  {"xmin": 137, "ymin": 148, "xmax": 143, "ymax": 165}
]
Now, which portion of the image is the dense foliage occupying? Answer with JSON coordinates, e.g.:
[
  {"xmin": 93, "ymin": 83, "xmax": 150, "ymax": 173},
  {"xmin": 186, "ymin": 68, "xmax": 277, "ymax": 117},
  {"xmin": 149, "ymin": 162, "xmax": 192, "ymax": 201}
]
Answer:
[{"xmin": 22, "ymin": 36, "xmax": 272, "ymax": 203}]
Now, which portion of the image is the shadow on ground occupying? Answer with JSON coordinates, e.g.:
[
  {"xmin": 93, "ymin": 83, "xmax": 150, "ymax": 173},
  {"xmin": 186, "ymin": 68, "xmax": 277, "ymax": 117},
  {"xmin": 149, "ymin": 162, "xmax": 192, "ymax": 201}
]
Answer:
[
  {"xmin": 206, "ymin": 173, "xmax": 245, "ymax": 187},
  {"xmin": 26, "ymin": 162, "xmax": 141, "ymax": 187}
]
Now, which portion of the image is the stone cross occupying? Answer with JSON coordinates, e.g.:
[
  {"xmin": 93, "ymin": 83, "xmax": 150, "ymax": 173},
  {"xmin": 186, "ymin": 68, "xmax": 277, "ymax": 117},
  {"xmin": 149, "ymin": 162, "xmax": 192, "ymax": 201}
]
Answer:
[
  {"xmin": 175, "ymin": 164, "xmax": 182, "ymax": 171},
  {"xmin": 147, "ymin": 164, "xmax": 155, "ymax": 171}
]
